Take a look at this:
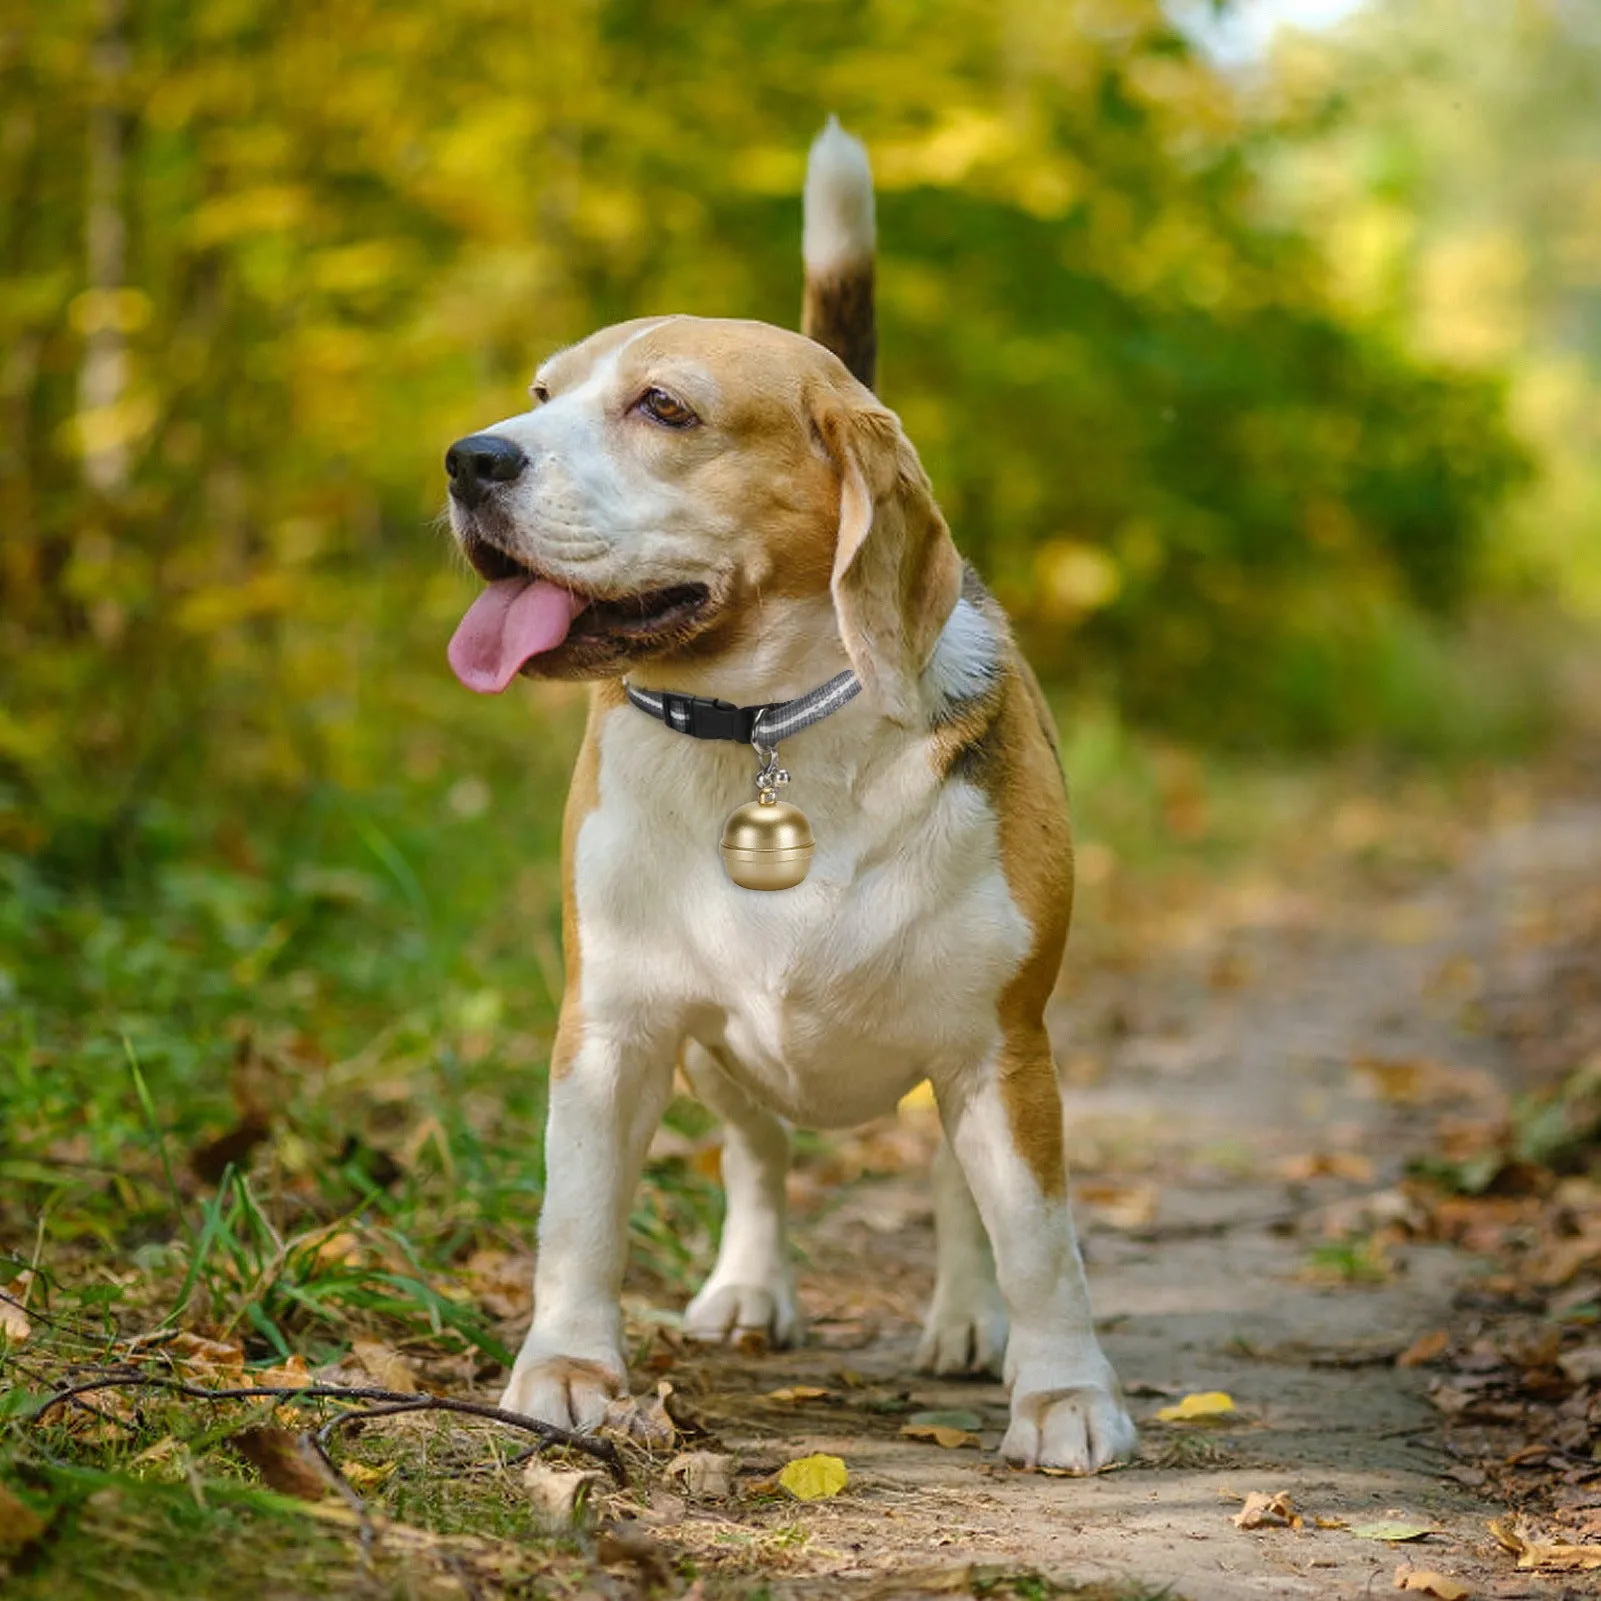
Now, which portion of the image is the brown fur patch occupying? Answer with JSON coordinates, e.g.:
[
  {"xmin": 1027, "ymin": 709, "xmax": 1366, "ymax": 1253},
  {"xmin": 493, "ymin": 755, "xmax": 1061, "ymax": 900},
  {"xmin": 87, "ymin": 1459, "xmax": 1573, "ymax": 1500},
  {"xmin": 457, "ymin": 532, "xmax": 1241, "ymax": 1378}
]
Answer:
[
  {"xmin": 936, "ymin": 595, "xmax": 1073, "ymax": 1196},
  {"xmin": 992, "ymin": 672, "xmax": 1073, "ymax": 1197},
  {"xmin": 817, "ymin": 397, "xmax": 964, "ymax": 726},
  {"xmin": 550, "ymin": 681, "xmax": 621, "ymax": 1080},
  {"xmin": 803, "ymin": 263, "xmax": 877, "ymax": 390}
]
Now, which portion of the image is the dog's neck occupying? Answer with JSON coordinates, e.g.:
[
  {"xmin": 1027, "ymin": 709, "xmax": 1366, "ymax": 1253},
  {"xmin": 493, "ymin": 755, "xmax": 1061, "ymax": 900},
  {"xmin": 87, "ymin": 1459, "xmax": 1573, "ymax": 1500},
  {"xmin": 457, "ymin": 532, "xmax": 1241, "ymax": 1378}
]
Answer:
[
  {"xmin": 627, "ymin": 595, "xmax": 853, "ymax": 708},
  {"xmin": 626, "ymin": 592, "xmax": 995, "ymax": 732}
]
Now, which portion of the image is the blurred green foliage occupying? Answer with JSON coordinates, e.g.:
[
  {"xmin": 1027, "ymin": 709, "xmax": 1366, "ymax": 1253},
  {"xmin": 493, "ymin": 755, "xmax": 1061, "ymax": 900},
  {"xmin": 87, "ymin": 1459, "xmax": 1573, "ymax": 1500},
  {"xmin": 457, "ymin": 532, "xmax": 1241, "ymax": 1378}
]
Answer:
[{"xmin": 0, "ymin": 0, "xmax": 1553, "ymax": 858}]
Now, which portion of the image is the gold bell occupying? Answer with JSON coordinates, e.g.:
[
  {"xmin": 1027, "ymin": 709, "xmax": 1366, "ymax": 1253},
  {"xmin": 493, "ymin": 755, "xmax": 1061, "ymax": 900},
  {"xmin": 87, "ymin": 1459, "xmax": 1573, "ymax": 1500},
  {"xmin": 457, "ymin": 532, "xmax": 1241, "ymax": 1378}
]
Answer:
[{"xmin": 720, "ymin": 796, "xmax": 814, "ymax": 890}]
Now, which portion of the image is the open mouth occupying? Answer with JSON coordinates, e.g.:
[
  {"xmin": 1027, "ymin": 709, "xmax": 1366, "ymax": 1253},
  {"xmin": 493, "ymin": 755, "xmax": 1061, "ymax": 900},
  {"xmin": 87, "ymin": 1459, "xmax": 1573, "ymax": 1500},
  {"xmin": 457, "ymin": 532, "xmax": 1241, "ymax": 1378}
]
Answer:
[{"xmin": 449, "ymin": 533, "xmax": 713, "ymax": 694}]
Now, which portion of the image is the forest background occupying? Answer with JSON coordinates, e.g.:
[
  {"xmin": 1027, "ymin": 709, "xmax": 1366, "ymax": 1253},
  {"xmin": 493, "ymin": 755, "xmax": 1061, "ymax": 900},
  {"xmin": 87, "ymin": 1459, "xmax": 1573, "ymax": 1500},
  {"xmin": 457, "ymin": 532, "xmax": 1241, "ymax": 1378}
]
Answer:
[{"xmin": 2, "ymin": 0, "xmax": 1600, "ymax": 1522}]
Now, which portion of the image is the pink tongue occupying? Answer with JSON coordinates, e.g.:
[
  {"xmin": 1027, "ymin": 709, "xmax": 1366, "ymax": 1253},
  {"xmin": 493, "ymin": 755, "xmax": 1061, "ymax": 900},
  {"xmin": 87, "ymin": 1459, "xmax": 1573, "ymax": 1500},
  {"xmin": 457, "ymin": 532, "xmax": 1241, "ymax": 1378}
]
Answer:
[{"xmin": 448, "ymin": 577, "xmax": 588, "ymax": 693}]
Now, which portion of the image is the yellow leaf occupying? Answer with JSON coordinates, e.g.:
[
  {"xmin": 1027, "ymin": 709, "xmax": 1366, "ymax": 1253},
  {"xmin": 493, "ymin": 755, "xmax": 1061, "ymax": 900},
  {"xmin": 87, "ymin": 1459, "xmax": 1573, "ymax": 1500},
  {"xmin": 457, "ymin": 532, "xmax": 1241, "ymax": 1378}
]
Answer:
[
  {"xmin": 341, "ymin": 1460, "xmax": 397, "ymax": 1489},
  {"xmin": 1231, "ymin": 1490, "xmax": 1300, "ymax": 1529},
  {"xmin": 1154, "ymin": 1390, "xmax": 1237, "ymax": 1423},
  {"xmin": 1394, "ymin": 1569, "xmax": 1470, "ymax": 1599},
  {"xmin": 778, "ymin": 1453, "xmax": 848, "ymax": 1501},
  {"xmin": 900, "ymin": 1423, "xmax": 979, "ymax": 1449},
  {"xmin": 766, "ymin": 1386, "xmax": 830, "ymax": 1404}
]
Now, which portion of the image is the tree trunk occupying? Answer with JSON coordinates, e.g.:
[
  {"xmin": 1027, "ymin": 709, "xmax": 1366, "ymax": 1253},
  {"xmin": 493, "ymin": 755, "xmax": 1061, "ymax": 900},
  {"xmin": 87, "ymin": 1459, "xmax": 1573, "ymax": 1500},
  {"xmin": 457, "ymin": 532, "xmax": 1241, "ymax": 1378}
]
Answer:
[{"xmin": 80, "ymin": 0, "xmax": 131, "ymax": 500}]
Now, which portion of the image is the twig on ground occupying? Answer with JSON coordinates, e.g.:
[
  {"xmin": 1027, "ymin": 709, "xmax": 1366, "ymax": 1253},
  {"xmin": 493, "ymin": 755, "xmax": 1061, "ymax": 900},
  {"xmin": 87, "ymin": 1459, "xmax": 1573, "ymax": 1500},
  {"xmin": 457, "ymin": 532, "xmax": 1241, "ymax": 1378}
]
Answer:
[
  {"xmin": 301, "ymin": 1428, "xmax": 377, "ymax": 1561},
  {"xmin": 25, "ymin": 1371, "xmax": 627, "ymax": 1483},
  {"xmin": 315, "ymin": 1398, "xmax": 436, "ymax": 1445}
]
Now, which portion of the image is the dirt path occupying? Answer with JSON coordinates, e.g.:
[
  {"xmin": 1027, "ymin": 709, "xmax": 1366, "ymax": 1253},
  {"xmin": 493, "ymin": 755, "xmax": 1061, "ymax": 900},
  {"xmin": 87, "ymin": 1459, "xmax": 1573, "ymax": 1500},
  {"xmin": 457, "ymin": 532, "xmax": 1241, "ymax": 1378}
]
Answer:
[{"xmin": 625, "ymin": 796, "xmax": 1601, "ymax": 1599}]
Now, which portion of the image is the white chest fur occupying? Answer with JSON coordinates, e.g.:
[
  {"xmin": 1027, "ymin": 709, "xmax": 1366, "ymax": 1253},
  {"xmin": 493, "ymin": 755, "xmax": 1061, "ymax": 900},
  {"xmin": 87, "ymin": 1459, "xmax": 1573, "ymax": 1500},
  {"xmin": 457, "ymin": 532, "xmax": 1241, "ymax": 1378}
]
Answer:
[{"xmin": 570, "ymin": 696, "xmax": 1030, "ymax": 1129}]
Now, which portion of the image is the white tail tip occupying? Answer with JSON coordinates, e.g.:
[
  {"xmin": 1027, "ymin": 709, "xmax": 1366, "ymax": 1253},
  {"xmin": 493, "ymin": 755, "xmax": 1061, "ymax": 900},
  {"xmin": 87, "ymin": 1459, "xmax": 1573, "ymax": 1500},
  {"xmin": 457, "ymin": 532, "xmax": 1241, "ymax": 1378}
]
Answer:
[{"xmin": 803, "ymin": 114, "xmax": 875, "ymax": 270}]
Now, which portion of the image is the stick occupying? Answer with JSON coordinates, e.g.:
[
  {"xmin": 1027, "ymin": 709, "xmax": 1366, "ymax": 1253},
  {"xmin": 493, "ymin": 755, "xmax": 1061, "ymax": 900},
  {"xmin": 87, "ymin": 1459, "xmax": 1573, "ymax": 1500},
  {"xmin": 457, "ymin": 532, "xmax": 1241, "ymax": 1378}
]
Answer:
[{"xmin": 26, "ymin": 1371, "xmax": 626, "ymax": 1483}]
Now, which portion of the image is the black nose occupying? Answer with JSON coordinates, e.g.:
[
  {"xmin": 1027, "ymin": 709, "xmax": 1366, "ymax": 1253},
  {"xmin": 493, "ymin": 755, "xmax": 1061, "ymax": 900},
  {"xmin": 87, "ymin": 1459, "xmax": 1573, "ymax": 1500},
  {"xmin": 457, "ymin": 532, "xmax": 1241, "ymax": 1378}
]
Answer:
[{"xmin": 445, "ymin": 433, "xmax": 527, "ymax": 508}]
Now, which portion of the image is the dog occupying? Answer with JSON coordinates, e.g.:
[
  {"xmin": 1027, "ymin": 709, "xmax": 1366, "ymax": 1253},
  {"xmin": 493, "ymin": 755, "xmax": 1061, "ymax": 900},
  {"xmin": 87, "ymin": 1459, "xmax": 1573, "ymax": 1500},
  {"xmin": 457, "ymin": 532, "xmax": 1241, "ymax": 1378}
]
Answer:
[{"xmin": 441, "ymin": 119, "xmax": 1136, "ymax": 1473}]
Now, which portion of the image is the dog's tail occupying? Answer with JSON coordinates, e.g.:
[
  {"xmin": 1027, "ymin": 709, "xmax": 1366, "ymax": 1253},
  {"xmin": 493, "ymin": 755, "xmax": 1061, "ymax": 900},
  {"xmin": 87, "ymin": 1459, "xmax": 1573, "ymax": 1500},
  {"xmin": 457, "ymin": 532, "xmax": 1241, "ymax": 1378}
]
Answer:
[{"xmin": 802, "ymin": 116, "xmax": 877, "ymax": 392}]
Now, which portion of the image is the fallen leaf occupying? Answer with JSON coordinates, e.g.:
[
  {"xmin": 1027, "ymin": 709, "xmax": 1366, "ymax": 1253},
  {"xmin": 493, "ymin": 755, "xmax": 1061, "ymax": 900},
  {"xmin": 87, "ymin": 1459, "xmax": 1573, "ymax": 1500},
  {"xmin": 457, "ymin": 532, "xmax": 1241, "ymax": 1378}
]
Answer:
[
  {"xmin": 602, "ymin": 1381, "xmax": 676, "ymax": 1447},
  {"xmin": 900, "ymin": 1423, "xmax": 980, "ymax": 1448},
  {"xmin": 766, "ymin": 1386, "xmax": 830, "ymax": 1404},
  {"xmin": 1557, "ymin": 1344, "xmax": 1601, "ymax": 1384},
  {"xmin": 1314, "ymin": 1516, "xmax": 1349, "ymax": 1530},
  {"xmin": 230, "ymin": 1426, "xmax": 327, "ymax": 1500},
  {"xmin": 340, "ymin": 1460, "xmax": 396, "ymax": 1489},
  {"xmin": 1353, "ymin": 1055, "xmax": 1436, "ymax": 1102},
  {"xmin": 460, "ymin": 1248, "xmax": 531, "ymax": 1319},
  {"xmin": 523, "ymin": 1460, "xmax": 603, "ymax": 1526},
  {"xmin": 250, "ymin": 1353, "xmax": 312, "ymax": 1390},
  {"xmin": 1487, "ymin": 1518, "xmax": 1601, "ymax": 1572},
  {"xmin": 0, "ymin": 1482, "xmax": 46, "ymax": 1549},
  {"xmin": 1232, "ymin": 1490, "xmax": 1301, "ymax": 1530},
  {"xmin": 1153, "ymin": 1390, "xmax": 1237, "ymax": 1423},
  {"xmin": 906, "ymin": 1408, "xmax": 984, "ymax": 1431},
  {"xmin": 351, "ymin": 1339, "xmax": 418, "ymax": 1394},
  {"xmin": 306, "ymin": 1229, "xmax": 364, "ymax": 1270},
  {"xmin": 1354, "ymin": 1520, "xmax": 1438, "ymax": 1543},
  {"xmin": 665, "ymin": 1451, "xmax": 735, "ymax": 1498},
  {"xmin": 778, "ymin": 1453, "xmax": 848, "ymax": 1500},
  {"xmin": 0, "ymin": 1287, "xmax": 30, "ymax": 1338},
  {"xmin": 166, "ymin": 1331, "xmax": 245, "ymax": 1378},
  {"xmin": 1397, "ymin": 1331, "xmax": 1450, "ymax": 1369},
  {"xmin": 1394, "ymin": 1567, "xmax": 1470, "ymax": 1599},
  {"xmin": 189, "ymin": 1111, "xmax": 271, "ymax": 1185},
  {"xmin": 1277, "ymin": 1152, "xmax": 1376, "ymax": 1183},
  {"xmin": 596, "ymin": 1523, "xmax": 674, "ymax": 1586}
]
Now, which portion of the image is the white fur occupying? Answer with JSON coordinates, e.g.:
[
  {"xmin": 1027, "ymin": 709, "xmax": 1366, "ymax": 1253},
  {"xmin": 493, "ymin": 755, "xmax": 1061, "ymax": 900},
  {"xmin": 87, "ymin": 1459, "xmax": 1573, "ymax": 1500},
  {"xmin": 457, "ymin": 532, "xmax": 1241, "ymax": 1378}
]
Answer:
[
  {"xmin": 803, "ymin": 115, "xmax": 876, "ymax": 270},
  {"xmin": 499, "ymin": 601, "xmax": 1135, "ymax": 1470},
  {"xmin": 926, "ymin": 595, "xmax": 999, "ymax": 706},
  {"xmin": 459, "ymin": 319, "xmax": 741, "ymax": 601}
]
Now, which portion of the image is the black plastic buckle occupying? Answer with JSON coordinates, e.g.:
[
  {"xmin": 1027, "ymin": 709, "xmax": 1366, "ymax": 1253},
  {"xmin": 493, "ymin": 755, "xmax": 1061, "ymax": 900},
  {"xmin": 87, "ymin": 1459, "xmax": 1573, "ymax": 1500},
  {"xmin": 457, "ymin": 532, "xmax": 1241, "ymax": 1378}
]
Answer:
[{"xmin": 658, "ymin": 693, "xmax": 758, "ymax": 742}]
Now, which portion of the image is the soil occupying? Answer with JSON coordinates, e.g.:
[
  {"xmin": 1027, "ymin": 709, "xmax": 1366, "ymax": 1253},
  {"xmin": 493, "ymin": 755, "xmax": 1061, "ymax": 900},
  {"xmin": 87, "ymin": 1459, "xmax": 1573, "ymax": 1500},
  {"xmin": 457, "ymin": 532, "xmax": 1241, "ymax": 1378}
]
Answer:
[{"xmin": 617, "ymin": 793, "xmax": 1601, "ymax": 1600}]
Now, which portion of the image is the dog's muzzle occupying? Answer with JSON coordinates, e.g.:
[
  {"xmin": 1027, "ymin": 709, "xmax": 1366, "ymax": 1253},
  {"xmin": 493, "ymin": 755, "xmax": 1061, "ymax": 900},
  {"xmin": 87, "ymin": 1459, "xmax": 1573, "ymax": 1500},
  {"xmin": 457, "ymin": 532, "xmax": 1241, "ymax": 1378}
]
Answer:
[{"xmin": 445, "ymin": 433, "xmax": 527, "ymax": 510}]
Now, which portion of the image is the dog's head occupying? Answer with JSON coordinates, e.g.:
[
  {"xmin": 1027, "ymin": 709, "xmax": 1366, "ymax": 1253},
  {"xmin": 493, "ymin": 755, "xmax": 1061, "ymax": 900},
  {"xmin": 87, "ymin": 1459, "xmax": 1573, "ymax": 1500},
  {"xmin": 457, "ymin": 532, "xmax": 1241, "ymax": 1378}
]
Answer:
[{"xmin": 443, "ymin": 315, "xmax": 961, "ymax": 724}]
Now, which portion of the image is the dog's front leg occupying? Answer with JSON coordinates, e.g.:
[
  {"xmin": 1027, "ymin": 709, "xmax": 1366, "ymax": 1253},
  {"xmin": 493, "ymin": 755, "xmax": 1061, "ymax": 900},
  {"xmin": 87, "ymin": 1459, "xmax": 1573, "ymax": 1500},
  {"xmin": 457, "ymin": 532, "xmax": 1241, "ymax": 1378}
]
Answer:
[
  {"xmin": 935, "ymin": 1030, "xmax": 1136, "ymax": 1473},
  {"xmin": 498, "ymin": 1010, "xmax": 676, "ymax": 1430}
]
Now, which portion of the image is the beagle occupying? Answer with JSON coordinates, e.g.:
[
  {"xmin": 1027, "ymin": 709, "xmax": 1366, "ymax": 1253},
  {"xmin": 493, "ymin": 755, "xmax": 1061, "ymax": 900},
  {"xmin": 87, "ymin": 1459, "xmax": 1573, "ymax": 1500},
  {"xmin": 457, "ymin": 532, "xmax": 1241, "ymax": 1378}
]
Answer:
[{"xmin": 442, "ymin": 119, "xmax": 1135, "ymax": 1473}]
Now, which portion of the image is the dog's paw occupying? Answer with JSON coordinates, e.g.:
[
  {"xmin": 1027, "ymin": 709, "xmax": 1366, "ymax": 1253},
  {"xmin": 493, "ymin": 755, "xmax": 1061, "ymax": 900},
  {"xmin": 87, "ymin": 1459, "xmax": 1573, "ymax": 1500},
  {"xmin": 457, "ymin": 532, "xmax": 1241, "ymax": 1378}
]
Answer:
[
  {"xmin": 683, "ymin": 1279, "xmax": 801, "ymax": 1348},
  {"xmin": 497, "ymin": 1353, "xmax": 625, "ymax": 1432},
  {"xmin": 914, "ymin": 1298, "xmax": 1007, "ymax": 1377},
  {"xmin": 1000, "ymin": 1380, "xmax": 1137, "ymax": 1474}
]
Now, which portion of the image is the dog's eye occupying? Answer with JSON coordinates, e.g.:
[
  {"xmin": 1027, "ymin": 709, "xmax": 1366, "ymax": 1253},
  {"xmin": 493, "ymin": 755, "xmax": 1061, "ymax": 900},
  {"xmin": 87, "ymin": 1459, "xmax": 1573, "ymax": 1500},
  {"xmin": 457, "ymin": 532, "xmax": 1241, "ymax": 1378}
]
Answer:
[
  {"xmin": 636, "ymin": 387, "xmax": 698, "ymax": 429},
  {"xmin": 531, "ymin": 380, "xmax": 550, "ymax": 404}
]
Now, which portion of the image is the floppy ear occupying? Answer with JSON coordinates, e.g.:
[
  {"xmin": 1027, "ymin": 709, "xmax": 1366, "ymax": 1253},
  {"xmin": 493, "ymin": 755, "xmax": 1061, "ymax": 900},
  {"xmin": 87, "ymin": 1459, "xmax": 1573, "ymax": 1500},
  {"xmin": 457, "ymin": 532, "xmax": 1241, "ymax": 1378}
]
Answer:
[{"xmin": 814, "ymin": 395, "xmax": 962, "ymax": 726}]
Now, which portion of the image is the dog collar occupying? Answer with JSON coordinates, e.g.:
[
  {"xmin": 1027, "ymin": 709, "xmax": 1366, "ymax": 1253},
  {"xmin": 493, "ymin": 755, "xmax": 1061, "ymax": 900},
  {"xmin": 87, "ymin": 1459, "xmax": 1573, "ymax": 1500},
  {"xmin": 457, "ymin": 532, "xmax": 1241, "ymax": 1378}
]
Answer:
[
  {"xmin": 623, "ymin": 669, "xmax": 860, "ymax": 747},
  {"xmin": 622, "ymin": 668, "xmax": 861, "ymax": 892}
]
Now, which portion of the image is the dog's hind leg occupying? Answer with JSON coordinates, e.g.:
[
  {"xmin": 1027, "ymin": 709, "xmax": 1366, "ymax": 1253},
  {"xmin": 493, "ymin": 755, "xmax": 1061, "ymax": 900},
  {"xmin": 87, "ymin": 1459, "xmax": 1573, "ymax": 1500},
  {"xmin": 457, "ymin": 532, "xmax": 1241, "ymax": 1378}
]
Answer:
[
  {"xmin": 679, "ymin": 1039, "xmax": 801, "ymax": 1348},
  {"xmin": 915, "ymin": 1134, "xmax": 1008, "ymax": 1377}
]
